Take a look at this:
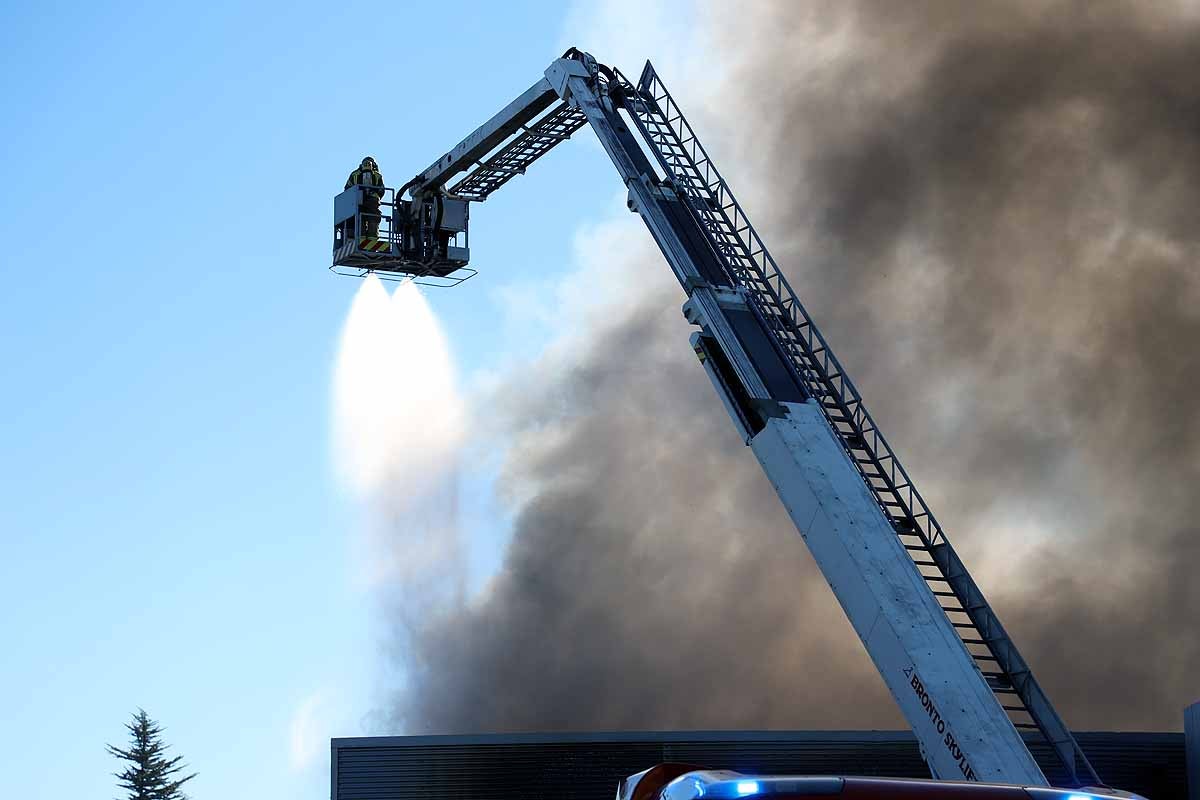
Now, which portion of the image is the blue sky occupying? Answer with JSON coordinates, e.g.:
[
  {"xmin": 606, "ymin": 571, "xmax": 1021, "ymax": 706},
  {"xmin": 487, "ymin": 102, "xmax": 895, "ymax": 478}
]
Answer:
[{"xmin": 0, "ymin": 1, "xmax": 690, "ymax": 798}]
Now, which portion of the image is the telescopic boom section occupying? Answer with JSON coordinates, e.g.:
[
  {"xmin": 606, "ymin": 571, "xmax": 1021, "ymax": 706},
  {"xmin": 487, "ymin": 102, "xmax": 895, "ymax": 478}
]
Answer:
[
  {"xmin": 580, "ymin": 57, "xmax": 1100, "ymax": 789},
  {"xmin": 340, "ymin": 49, "xmax": 1102, "ymax": 790}
]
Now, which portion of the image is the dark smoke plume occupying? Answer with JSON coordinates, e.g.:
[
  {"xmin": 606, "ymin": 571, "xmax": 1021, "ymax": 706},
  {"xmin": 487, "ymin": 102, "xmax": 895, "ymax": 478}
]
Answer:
[{"xmin": 383, "ymin": 0, "xmax": 1200, "ymax": 734}]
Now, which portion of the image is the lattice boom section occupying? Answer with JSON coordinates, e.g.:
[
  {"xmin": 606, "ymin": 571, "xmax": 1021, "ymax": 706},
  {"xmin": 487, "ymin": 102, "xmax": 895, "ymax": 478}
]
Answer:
[{"xmin": 450, "ymin": 103, "xmax": 587, "ymax": 201}]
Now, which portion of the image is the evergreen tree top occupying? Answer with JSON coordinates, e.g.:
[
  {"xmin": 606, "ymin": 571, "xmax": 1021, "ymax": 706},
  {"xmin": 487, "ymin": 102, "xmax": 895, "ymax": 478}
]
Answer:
[{"xmin": 107, "ymin": 709, "xmax": 197, "ymax": 800}]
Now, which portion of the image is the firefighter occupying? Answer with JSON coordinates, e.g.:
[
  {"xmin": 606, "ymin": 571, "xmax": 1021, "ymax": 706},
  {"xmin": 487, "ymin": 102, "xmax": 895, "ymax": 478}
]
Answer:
[{"xmin": 345, "ymin": 157, "xmax": 385, "ymax": 238}]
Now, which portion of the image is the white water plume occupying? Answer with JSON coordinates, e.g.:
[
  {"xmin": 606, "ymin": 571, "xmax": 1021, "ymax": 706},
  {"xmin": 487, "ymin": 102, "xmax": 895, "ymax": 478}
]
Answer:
[
  {"xmin": 333, "ymin": 276, "xmax": 465, "ymax": 497},
  {"xmin": 332, "ymin": 276, "xmax": 467, "ymax": 593}
]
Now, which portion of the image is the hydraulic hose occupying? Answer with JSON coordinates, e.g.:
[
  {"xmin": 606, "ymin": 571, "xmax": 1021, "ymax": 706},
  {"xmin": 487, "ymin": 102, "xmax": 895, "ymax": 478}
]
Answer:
[{"xmin": 397, "ymin": 174, "xmax": 423, "ymax": 200}]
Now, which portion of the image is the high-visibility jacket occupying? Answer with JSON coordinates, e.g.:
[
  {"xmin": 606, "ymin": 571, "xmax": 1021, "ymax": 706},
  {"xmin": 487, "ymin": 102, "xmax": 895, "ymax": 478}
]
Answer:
[{"xmin": 345, "ymin": 168, "xmax": 385, "ymax": 199}]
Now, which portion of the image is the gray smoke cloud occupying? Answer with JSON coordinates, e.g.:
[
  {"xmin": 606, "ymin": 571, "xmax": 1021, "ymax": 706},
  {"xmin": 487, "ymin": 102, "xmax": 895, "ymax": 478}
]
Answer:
[{"xmin": 383, "ymin": 0, "xmax": 1200, "ymax": 734}]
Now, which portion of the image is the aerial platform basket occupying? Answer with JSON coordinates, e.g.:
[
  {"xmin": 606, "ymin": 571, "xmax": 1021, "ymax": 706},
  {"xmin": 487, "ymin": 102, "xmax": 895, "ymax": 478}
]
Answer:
[{"xmin": 330, "ymin": 185, "xmax": 476, "ymax": 287}]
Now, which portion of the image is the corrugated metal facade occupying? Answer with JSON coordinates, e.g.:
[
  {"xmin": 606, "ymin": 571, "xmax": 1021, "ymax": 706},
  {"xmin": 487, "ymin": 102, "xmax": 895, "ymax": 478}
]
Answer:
[
  {"xmin": 1186, "ymin": 703, "xmax": 1199, "ymax": 800},
  {"xmin": 332, "ymin": 730, "xmax": 1187, "ymax": 800}
]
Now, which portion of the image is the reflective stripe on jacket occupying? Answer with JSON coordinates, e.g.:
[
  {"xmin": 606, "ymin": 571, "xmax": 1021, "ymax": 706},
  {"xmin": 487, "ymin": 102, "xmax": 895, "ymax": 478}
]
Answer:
[{"xmin": 345, "ymin": 169, "xmax": 385, "ymax": 198}]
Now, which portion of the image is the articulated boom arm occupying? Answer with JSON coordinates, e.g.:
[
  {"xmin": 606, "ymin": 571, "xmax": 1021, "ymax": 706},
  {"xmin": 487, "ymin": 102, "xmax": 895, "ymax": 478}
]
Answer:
[
  {"xmin": 406, "ymin": 71, "xmax": 587, "ymax": 202},
  {"xmin": 341, "ymin": 50, "xmax": 1103, "ymax": 789}
]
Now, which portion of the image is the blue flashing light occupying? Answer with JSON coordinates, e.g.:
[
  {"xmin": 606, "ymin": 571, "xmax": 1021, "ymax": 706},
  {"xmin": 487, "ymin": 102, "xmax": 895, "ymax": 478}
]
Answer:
[
  {"xmin": 1067, "ymin": 795, "xmax": 1093, "ymax": 800},
  {"xmin": 735, "ymin": 781, "xmax": 760, "ymax": 796}
]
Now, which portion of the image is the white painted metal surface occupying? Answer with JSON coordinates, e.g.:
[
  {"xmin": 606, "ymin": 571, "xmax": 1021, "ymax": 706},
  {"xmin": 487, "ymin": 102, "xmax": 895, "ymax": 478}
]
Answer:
[{"xmin": 749, "ymin": 401, "xmax": 1046, "ymax": 784}]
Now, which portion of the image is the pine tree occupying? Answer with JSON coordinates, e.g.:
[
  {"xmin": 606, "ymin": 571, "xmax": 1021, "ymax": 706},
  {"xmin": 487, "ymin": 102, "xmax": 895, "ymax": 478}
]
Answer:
[{"xmin": 107, "ymin": 709, "xmax": 197, "ymax": 800}]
